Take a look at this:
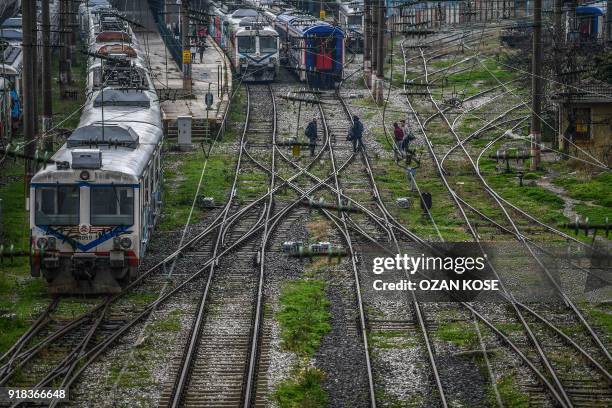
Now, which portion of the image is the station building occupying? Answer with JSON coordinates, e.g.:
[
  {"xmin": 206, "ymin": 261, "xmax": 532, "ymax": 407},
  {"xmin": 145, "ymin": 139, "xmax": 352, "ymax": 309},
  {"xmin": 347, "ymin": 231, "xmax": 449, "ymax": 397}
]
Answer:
[{"xmin": 553, "ymin": 78, "xmax": 612, "ymax": 167}]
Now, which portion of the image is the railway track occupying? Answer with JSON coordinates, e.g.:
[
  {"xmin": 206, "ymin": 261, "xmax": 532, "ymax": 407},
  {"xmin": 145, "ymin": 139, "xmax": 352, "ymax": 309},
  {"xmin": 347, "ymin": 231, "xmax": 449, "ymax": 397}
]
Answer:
[{"xmin": 398, "ymin": 29, "xmax": 611, "ymax": 406}]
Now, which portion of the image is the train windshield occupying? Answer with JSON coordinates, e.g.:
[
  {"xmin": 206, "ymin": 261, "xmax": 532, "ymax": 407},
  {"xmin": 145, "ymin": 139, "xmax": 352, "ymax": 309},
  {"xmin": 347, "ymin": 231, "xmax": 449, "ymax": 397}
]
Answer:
[
  {"xmin": 35, "ymin": 185, "xmax": 80, "ymax": 225},
  {"xmin": 238, "ymin": 36, "xmax": 256, "ymax": 53},
  {"xmin": 259, "ymin": 36, "xmax": 277, "ymax": 53},
  {"xmin": 348, "ymin": 16, "xmax": 361, "ymax": 26},
  {"xmin": 90, "ymin": 186, "xmax": 134, "ymax": 226}
]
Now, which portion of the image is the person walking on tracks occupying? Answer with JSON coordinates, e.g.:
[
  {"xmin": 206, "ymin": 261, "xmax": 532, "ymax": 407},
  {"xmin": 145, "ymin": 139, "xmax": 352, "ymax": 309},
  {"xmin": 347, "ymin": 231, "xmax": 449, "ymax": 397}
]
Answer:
[
  {"xmin": 190, "ymin": 43, "xmax": 197, "ymax": 63},
  {"xmin": 199, "ymin": 42, "xmax": 206, "ymax": 63},
  {"xmin": 348, "ymin": 115, "xmax": 365, "ymax": 153},
  {"xmin": 400, "ymin": 119, "xmax": 416, "ymax": 153},
  {"xmin": 305, "ymin": 118, "xmax": 318, "ymax": 157},
  {"xmin": 393, "ymin": 122, "xmax": 404, "ymax": 158}
]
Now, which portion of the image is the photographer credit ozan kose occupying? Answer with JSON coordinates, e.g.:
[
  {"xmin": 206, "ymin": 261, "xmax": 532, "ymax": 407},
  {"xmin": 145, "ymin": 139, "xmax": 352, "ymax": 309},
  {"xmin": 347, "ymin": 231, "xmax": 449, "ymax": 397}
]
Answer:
[
  {"xmin": 370, "ymin": 253, "xmax": 500, "ymax": 293},
  {"xmin": 372, "ymin": 278, "xmax": 500, "ymax": 292}
]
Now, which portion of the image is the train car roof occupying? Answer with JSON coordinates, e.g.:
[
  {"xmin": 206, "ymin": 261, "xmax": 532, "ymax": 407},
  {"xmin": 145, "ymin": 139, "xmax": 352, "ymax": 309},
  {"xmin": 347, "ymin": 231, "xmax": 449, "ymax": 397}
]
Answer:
[
  {"xmin": 231, "ymin": 8, "xmax": 259, "ymax": 18},
  {"xmin": 0, "ymin": 27, "xmax": 22, "ymax": 41},
  {"xmin": 275, "ymin": 12, "xmax": 344, "ymax": 36},
  {"xmin": 33, "ymin": 90, "xmax": 163, "ymax": 183},
  {"xmin": 576, "ymin": 4, "xmax": 606, "ymax": 15},
  {"xmin": 1, "ymin": 16, "xmax": 21, "ymax": 28}
]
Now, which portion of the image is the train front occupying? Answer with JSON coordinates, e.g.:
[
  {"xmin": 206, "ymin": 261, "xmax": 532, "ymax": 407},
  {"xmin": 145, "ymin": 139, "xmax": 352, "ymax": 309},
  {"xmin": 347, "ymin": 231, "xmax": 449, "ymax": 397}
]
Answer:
[
  {"xmin": 303, "ymin": 24, "xmax": 344, "ymax": 88},
  {"xmin": 29, "ymin": 126, "xmax": 144, "ymax": 295},
  {"xmin": 235, "ymin": 20, "xmax": 279, "ymax": 82}
]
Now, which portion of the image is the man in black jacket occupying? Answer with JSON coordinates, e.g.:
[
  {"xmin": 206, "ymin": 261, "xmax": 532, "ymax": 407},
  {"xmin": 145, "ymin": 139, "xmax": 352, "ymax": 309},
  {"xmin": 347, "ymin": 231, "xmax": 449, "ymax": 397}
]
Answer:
[
  {"xmin": 305, "ymin": 118, "xmax": 318, "ymax": 157},
  {"xmin": 349, "ymin": 115, "xmax": 364, "ymax": 153}
]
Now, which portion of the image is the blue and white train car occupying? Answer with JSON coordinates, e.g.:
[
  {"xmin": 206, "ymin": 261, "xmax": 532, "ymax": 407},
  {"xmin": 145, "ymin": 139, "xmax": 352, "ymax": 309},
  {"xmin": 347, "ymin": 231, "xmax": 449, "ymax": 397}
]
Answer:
[
  {"xmin": 210, "ymin": 7, "xmax": 280, "ymax": 82},
  {"xmin": 273, "ymin": 12, "xmax": 344, "ymax": 88},
  {"xmin": 29, "ymin": 1, "xmax": 163, "ymax": 295}
]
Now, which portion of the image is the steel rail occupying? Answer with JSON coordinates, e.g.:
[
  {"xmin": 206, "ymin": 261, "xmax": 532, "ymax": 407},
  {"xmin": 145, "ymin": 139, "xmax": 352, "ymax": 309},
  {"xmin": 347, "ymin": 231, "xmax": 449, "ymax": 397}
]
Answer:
[
  {"xmin": 169, "ymin": 83, "xmax": 266, "ymax": 407},
  {"xmin": 419, "ymin": 44, "xmax": 575, "ymax": 407},
  {"xmin": 419, "ymin": 35, "xmax": 612, "ymax": 403},
  {"xmin": 400, "ymin": 37, "xmax": 571, "ymax": 407},
  {"xmin": 317, "ymin": 93, "xmax": 378, "ymax": 408},
  {"xmin": 243, "ymin": 83, "xmax": 277, "ymax": 407},
  {"xmin": 331, "ymin": 91, "xmax": 450, "ymax": 407}
]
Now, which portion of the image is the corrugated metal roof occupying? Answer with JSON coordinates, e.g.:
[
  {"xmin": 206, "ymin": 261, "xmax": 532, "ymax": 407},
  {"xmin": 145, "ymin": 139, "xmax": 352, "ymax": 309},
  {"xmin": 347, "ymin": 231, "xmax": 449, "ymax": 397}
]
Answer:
[{"xmin": 555, "ymin": 78, "xmax": 612, "ymax": 103}]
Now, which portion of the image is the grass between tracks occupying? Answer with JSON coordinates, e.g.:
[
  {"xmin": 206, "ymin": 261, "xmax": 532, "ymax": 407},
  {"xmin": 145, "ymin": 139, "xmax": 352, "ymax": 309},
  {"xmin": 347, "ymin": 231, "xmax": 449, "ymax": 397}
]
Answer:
[
  {"xmin": 372, "ymin": 158, "xmax": 472, "ymax": 241},
  {"xmin": 273, "ymin": 279, "xmax": 330, "ymax": 407},
  {"xmin": 160, "ymin": 150, "xmax": 234, "ymax": 231},
  {"xmin": 0, "ymin": 258, "xmax": 49, "ymax": 354},
  {"xmin": 488, "ymin": 373, "xmax": 530, "ymax": 407}
]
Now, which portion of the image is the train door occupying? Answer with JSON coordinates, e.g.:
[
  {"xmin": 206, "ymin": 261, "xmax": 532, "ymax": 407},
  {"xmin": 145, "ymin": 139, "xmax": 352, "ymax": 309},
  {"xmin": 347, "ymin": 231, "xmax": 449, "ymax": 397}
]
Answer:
[{"xmin": 315, "ymin": 37, "xmax": 333, "ymax": 71}]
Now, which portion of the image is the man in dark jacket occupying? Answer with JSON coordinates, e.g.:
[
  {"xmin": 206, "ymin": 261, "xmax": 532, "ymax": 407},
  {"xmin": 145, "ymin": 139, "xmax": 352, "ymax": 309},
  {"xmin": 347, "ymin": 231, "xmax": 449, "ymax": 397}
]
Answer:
[
  {"xmin": 349, "ymin": 115, "xmax": 364, "ymax": 152},
  {"xmin": 305, "ymin": 118, "xmax": 318, "ymax": 157}
]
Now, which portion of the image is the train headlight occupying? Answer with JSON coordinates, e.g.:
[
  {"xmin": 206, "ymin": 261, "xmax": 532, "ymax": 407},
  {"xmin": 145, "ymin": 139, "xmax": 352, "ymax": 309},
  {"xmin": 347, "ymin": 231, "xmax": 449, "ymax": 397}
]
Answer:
[
  {"xmin": 36, "ymin": 237, "xmax": 47, "ymax": 249},
  {"xmin": 239, "ymin": 57, "xmax": 247, "ymax": 65},
  {"xmin": 113, "ymin": 237, "xmax": 121, "ymax": 250},
  {"xmin": 47, "ymin": 237, "xmax": 56, "ymax": 250},
  {"xmin": 269, "ymin": 57, "xmax": 277, "ymax": 66},
  {"xmin": 120, "ymin": 237, "xmax": 132, "ymax": 250}
]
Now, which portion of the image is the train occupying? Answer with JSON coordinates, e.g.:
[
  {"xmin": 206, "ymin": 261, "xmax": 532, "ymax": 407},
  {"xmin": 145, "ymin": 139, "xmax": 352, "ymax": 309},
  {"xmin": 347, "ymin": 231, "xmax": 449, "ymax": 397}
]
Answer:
[
  {"xmin": 209, "ymin": 5, "xmax": 280, "ymax": 82},
  {"xmin": 271, "ymin": 11, "xmax": 344, "ymax": 88},
  {"xmin": 29, "ymin": 0, "xmax": 163, "ymax": 294}
]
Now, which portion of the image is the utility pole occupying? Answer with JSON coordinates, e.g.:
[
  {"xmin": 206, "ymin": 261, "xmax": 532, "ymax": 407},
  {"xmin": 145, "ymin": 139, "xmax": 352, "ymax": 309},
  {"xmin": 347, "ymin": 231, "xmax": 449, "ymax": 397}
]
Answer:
[
  {"xmin": 22, "ymin": 0, "xmax": 36, "ymax": 192},
  {"xmin": 607, "ymin": 0, "xmax": 612, "ymax": 42},
  {"xmin": 181, "ymin": 0, "xmax": 192, "ymax": 93},
  {"xmin": 59, "ymin": 0, "xmax": 72, "ymax": 91},
  {"xmin": 363, "ymin": 0, "xmax": 371, "ymax": 86},
  {"xmin": 42, "ymin": 0, "xmax": 53, "ymax": 152},
  {"xmin": 33, "ymin": 11, "xmax": 38, "ymax": 136},
  {"xmin": 530, "ymin": 0, "xmax": 543, "ymax": 170},
  {"xmin": 552, "ymin": 0, "xmax": 562, "ymax": 150},
  {"xmin": 371, "ymin": 0, "xmax": 378, "ymax": 90},
  {"xmin": 374, "ymin": 0, "xmax": 385, "ymax": 104}
]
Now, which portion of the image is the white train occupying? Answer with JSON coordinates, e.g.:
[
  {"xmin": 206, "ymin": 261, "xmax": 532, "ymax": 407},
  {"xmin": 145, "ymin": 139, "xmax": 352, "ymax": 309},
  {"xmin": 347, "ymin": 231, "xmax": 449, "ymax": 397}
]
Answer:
[
  {"xmin": 209, "ymin": 5, "xmax": 280, "ymax": 82},
  {"xmin": 29, "ymin": 0, "xmax": 163, "ymax": 294}
]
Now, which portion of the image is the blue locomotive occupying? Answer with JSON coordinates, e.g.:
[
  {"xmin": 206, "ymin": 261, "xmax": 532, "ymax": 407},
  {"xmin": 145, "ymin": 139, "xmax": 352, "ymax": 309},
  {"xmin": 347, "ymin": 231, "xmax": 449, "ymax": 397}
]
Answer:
[{"xmin": 272, "ymin": 12, "xmax": 344, "ymax": 88}]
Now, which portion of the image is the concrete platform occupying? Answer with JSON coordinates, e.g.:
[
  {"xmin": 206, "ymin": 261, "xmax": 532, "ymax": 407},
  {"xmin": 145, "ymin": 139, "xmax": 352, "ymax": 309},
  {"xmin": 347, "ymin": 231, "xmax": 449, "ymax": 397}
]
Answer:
[{"xmin": 134, "ymin": 28, "xmax": 232, "ymax": 127}]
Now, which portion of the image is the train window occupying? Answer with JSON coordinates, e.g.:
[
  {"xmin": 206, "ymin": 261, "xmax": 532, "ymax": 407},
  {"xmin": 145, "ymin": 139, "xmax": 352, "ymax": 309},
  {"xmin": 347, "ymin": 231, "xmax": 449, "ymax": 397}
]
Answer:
[
  {"xmin": 35, "ymin": 185, "xmax": 79, "ymax": 225},
  {"xmin": 348, "ymin": 16, "xmax": 361, "ymax": 26},
  {"xmin": 238, "ymin": 36, "xmax": 255, "ymax": 53},
  {"xmin": 259, "ymin": 36, "xmax": 277, "ymax": 53},
  {"xmin": 90, "ymin": 186, "xmax": 134, "ymax": 226}
]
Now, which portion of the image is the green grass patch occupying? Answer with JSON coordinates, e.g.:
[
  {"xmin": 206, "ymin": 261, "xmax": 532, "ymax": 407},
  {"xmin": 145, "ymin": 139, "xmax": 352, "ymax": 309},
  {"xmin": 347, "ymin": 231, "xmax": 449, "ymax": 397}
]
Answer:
[
  {"xmin": 369, "ymin": 331, "xmax": 416, "ymax": 349},
  {"xmin": 586, "ymin": 303, "xmax": 612, "ymax": 335},
  {"xmin": 237, "ymin": 170, "xmax": 268, "ymax": 202},
  {"xmin": 124, "ymin": 291, "xmax": 158, "ymax": 307},
  {"xmin": 272, "ymin": 366, "xmax": 328, "ymax": 408},
  {"xmin": 223, "ymin": 86, "xmax": 246, "ymax": 142},
  {"xmin": 435, "ymin": 321, "xmax": 477, "ymax": 348},
  {"xmin": 482, "ymin": 162, "xmax": 567, "ymax": 226},
  {"xmin": 0, "ymin": 258, "xmax": 50, "ymax": 354},
  {"xmin": 373, "ymin": 159, "xmax": 472, "ymax": 241},
  {"xmin": 0, "ymin": 160, "xmax": 29, "ymax": 251},
  {"xmin": 150, "ymin": 309, "xmax": 182, "ymax": 332},
  {"xmin": 494, "ymin": 322, "xmax": 523, "ymax": 333},
  {"xmin": 160, "ymin": 151, "xmax": 234, "ymax": 230},
  {"xmin": 553, "ymin": 172, "xmax": 612, "ymax": 207},
  {"xmin": 277, "ymin": 280, "xmax": 331, "ymax": 357},
  {"xmin": 108, "ymin": 349, "xmax": 155, "ymax": 388},
  {"xmin": 489, "ymin": 374, "xmax": 529, "ymax": 407}
]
